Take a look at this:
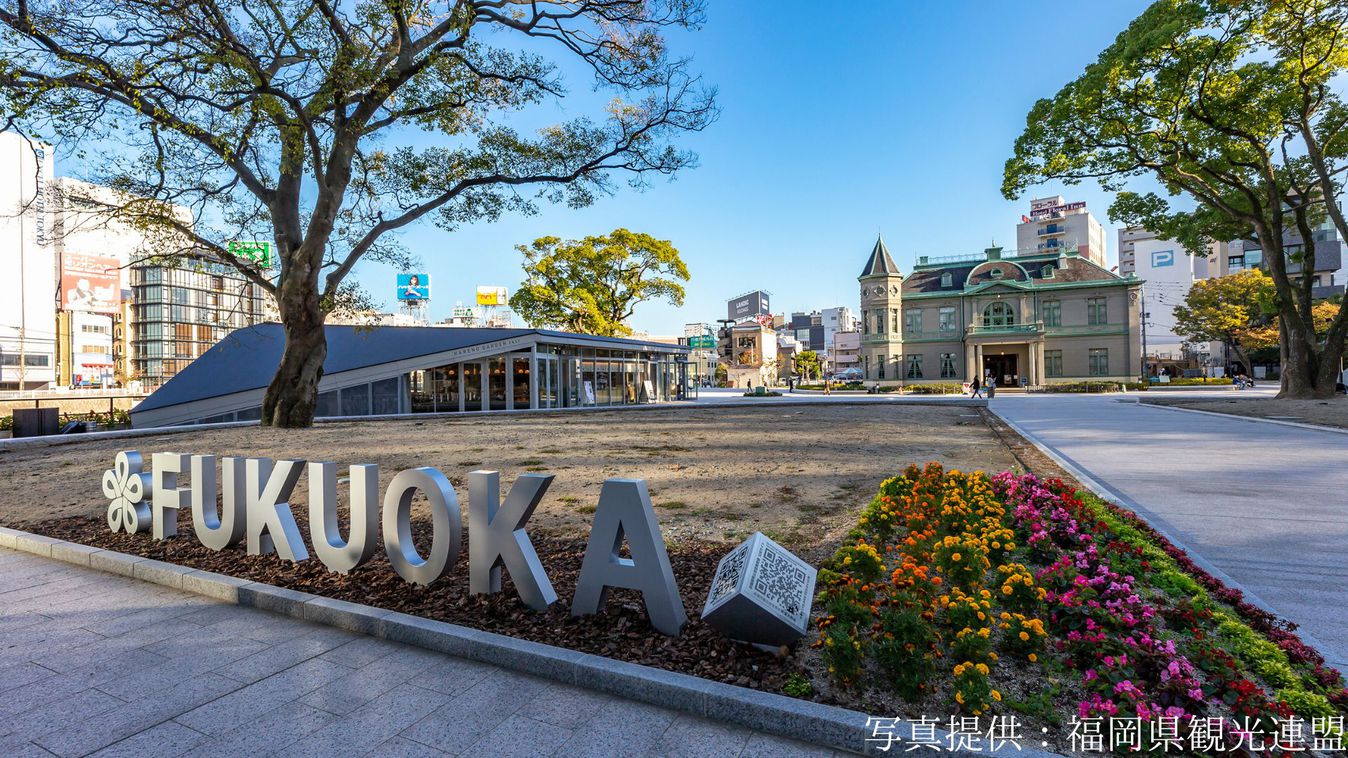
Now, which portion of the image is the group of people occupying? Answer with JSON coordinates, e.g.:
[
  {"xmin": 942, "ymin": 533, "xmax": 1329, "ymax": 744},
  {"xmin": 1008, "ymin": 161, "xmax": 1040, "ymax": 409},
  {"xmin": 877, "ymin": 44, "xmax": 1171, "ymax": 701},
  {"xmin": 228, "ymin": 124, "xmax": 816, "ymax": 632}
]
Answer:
[
  {"xmin": 968, "ymin": 374, "xmax": 997, "ymax": 399},
  {"xmin": 1232, "ymin": 373, "xmax": 1257, "ymax": 389}
]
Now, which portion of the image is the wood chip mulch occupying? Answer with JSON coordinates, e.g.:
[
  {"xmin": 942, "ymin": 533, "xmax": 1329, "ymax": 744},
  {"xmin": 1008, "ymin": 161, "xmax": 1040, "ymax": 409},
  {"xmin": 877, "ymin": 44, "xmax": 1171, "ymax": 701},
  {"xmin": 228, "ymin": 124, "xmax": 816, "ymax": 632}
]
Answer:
[{"xmin": 30, "ymin": 510, "xmax": 810, "ymax": 696}]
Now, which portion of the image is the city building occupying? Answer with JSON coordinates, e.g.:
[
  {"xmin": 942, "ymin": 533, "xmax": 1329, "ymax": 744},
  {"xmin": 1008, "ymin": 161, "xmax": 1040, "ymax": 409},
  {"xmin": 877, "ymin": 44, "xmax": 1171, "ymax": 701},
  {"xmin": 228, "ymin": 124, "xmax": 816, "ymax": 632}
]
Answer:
[
  {"xmin": 829, "ymin": 330, "xmax": 861, "ymax": 376},
  {"xmin": 858, "ymin": 238, "xmax": 1142, "ymax": 386},
  {"xmin": 55, "ymin": 310, "xmax": 115, "ymax": 387},
  {"xmin": 1223, "ymin": 222, "xmax": 1344, "ymax": 299},
  {"xmin": 1116, "ymin": 225, "xmax": 1154, "ymax": 277},
  {"xmin": 1015, "ymin": 195, "xmax": 1108, "ymax": 268},
  {"xmin": 0, "ymin": 132, "xmax": 57, "ymax": 390},
  {"xmin": 1129, "ymin": 238, "xmax": 1223, "ymax": 376},
  {"xmin": 727, "ymin": 290, "xmax": 771, "ymax": 323},
  {"xmin": 130, "ymin": 325, "xmax": 692, "ymax": 427},
  {"xmin": 820, "ymin": 306, "xmax": 856, "ymax": 350},
  {"xmin": 717, "ymin": 320, "xmax": 778, "ymax": 389},
  {"xmin": 681, "ymin": 322, "xmax": 718, "ymax": 385},
  {"xmin": 128, "ymin": 260, "xmax": 270, "ymax": 389}
]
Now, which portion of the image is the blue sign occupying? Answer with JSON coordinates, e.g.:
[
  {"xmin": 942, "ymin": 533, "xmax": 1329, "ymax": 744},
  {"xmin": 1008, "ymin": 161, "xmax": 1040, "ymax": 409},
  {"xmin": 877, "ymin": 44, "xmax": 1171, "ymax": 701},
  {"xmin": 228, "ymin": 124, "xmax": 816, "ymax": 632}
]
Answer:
[
  {"xmin": 397, "ymin": 273, "xmax": 430, "ymax": 301},
  {"xmin": 1151, "ymin": 250, "xmax": 1175, "ymax": 268}
]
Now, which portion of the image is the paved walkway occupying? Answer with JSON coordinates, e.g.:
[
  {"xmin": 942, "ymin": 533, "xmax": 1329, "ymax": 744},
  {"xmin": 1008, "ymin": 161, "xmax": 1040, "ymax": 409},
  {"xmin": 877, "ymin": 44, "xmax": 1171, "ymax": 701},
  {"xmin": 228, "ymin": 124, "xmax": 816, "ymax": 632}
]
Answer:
[
  {"xmin": 0, "ymin": 548, "xmax": 835, "ymax": 758},
  {"xmin": 991, "ymin": 391, "xmax": 1348, "ymax": 673}
]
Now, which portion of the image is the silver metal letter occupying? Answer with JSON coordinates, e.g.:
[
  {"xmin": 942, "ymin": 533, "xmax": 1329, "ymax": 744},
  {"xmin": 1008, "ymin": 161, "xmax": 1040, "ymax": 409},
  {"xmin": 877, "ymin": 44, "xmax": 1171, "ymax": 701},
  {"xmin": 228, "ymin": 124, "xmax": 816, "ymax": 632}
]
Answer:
[
  {"xmin": 245, "ymin": 458, "xmax": 309, "ymax": 561},
  {"xmin": 382, "ymin": 467, "xmax": 461, "ymax": 586},
  {"xmin": 468, "ymin": 470, "xmax": 556, "ymax": 611},
  {"xmin": 192, "ymin": 456, "xmax": 246, "ymax": 550},
  {"xmin": 309, "ymin": 462, "xmax": 380, "ymax": 574},
  {"xmin": 570, "ymin": 478, "xmax": 687, "ymax": 636},
  {"xmin": 103, "ymin": 451, "xmax": 151, "ymax": 534},
  {"xmin": 151, "ymin": 452, "xmax": 191, "ymax": 540}
]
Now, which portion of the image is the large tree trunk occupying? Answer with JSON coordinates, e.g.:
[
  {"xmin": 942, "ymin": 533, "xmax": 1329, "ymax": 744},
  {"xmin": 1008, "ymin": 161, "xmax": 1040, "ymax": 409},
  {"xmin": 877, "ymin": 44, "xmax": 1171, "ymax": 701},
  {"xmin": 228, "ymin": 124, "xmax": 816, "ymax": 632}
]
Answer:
[
  {"xmin": 262, "ymin": 284, "xmax": 327, "ymax": 428},
  {"xmin": 1276, "ymin": 312, "xmax": 1340, "ymax": 399}
]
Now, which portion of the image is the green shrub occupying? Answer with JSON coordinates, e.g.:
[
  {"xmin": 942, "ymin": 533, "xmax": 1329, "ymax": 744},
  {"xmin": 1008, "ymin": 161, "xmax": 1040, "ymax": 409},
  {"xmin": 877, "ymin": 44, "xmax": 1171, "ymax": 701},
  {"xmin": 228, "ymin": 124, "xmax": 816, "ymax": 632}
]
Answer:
[
  {"xmin": 907, "ymin": 383, "xmax": 966, "ymax": 395},
  {"xmin": 782, "ymin": 673, "xmax": 813, "ymax": 698},
  {"xmin": 1040, "ymin": 381, "xmax": 1145, "ymax": 393}
]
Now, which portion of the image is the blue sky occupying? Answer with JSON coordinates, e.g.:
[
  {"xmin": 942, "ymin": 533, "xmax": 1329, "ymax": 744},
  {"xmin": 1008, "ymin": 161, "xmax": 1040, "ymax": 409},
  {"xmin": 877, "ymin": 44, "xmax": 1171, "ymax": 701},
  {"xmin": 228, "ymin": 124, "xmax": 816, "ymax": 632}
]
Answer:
[{"xmin": 357, "ymin": 1, "xmax": 1154, "ymax": 333}]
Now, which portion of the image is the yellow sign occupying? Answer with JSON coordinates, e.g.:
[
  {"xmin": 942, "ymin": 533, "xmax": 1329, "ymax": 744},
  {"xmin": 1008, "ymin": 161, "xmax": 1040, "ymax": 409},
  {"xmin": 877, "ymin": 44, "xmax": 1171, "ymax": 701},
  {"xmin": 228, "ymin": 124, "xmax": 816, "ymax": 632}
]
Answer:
[{"xmin": 476, "ymin": 286, "xmax": 508, "ymax": 306}]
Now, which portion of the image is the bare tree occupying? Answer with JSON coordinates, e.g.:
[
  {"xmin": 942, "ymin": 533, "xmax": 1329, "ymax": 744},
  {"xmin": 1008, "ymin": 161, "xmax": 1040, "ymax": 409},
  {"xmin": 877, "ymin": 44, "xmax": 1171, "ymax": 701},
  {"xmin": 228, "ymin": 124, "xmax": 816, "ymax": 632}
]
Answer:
[{"xmin": 0, "ymin": 0, "xmax": 717, "ymax": 425}]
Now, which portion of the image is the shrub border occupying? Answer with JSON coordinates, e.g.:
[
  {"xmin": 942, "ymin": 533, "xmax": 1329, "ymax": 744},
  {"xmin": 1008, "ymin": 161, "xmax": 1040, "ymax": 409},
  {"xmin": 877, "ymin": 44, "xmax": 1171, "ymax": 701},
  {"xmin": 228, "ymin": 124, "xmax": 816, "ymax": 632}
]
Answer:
[{"xmin": 0, "ymin": 524, "xmax": 1059, "ymax": 757}]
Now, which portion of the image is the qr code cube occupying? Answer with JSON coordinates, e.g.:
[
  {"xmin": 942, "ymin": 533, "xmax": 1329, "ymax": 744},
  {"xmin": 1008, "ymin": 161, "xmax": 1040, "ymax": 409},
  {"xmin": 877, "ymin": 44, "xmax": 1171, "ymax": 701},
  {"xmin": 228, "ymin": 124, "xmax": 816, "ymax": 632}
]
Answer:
[{"xmin": 701, "ymin": 532, "xmax": 817, "ymax": 646}]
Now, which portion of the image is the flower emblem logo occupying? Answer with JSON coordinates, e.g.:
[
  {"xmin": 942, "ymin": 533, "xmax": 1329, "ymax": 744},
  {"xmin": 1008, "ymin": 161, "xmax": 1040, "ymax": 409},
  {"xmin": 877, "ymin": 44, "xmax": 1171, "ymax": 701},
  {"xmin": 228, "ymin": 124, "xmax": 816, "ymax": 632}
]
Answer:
[{"xmin": 103, "ymin": 451, "xmax": 151, "ymax": 534}]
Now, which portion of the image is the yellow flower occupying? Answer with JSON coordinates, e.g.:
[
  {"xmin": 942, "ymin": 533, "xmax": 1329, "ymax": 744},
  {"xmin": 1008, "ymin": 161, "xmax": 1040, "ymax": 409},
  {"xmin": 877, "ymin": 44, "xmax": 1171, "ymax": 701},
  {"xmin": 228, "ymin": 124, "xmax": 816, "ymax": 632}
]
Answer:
[
  {"xmin": 955, "ymin": 692, "xmax": 965, "ymax": 705},
  {"xmin": 975, "ymin": 663, "xmax": 989, "ymax": 675},
  {"xmin": 1019, "ymin": 631, "xmax": 1030, "ymax": 642},
  {"xmin": 991, "ymin": 690, "xmax": 1002, "ymax": 702},
  {"xmin": 951, "ymin": 553, "xmax": 962, "ymax": 562},
  {"xmin": 1028, "ymin": 653, "xmax": 1038, "ymax": 663}
]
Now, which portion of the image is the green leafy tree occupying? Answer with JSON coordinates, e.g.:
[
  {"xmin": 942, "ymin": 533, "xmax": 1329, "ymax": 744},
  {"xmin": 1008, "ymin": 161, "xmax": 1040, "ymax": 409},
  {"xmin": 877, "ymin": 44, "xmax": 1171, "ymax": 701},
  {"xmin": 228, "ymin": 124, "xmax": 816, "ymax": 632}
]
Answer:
[
  {"xmin": 1004, "ymin": 0, "xmax": 1348, "ymax": 398},
  {"xmin": 509, "ymin": 229, "xmax": 689, "ymax": 336},
  {"xmin": 0, "ymin": 0, "xmax": 716, "ymax": 426},
  {"xmin": 1173, "ymin": 270, "xmax": 1275, "ymax": 376},
  {"xmin": 795, "ymin": 349, "xmax": 822, "ymax": 381}
]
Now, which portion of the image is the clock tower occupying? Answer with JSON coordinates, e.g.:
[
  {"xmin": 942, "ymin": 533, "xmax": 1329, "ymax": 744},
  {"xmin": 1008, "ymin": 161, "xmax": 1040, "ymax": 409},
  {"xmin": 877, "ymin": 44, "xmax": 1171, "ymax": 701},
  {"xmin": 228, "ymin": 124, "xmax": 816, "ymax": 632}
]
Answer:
[{"xmin": 857, "ymin": 235, "xmax": 903, "ymax": 381}]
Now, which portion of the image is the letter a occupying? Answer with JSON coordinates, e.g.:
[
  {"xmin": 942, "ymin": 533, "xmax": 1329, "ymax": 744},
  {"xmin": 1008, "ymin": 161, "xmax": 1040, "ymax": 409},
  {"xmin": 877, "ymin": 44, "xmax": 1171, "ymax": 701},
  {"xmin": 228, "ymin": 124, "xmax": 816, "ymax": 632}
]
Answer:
[
  {"xmin": 245, "ymin": 458, "xmax": 308, "ymax": 561},
  {"xmin": 468, "ymin": 470, "xmax": 556, "ymax": 611},
  {"xmin": 570, "ymin": 478, "xmax": 687, "ymax": 636}
]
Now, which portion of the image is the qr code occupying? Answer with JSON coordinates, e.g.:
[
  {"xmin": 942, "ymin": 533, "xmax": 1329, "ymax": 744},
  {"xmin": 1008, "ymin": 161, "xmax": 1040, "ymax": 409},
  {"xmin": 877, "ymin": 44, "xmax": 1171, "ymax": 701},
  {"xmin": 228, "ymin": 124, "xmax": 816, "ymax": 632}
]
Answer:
[
  {"xmin": 751, "ymin": 543, "xmax": 808, "ymax": 622},
  {"xmin": 709, "ymin": 542, "xmax": 749, "ymax": 606}
]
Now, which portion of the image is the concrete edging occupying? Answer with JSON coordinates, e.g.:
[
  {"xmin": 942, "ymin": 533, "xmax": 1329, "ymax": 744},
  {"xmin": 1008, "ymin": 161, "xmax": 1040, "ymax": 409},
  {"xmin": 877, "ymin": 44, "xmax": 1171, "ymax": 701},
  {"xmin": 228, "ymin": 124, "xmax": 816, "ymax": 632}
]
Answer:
[
  {"xmin": 1134, "ymin": 399, "xmax": 1348, "ymax": 436},
  {"xmin": 0, "ymin": 524, "xmax": 1054, "ymax": 756},
  {"xmin": 986, "ymin": 407, "xmax": 1342, "ymax": 667}
]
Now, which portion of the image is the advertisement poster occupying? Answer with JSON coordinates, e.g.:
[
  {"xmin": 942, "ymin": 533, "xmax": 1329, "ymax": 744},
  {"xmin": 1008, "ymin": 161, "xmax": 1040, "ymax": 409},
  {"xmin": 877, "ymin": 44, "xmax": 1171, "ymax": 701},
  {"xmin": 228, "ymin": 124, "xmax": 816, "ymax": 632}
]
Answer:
[
  {"xmin": 397, "ymin": 273, "xmax": 430, "ymax": 301},
  {"xmin": 61, "ymin": 254, "xmax": 120, "ymax": 313},
  {"xmin": 476, "ymin": 285, "xmax": 508, "ymax": 306}
]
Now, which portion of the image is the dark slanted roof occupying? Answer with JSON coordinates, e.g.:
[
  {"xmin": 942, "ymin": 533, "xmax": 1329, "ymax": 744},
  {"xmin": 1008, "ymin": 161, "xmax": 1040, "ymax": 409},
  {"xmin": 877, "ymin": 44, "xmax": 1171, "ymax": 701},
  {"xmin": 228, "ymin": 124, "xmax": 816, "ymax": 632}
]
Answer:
[
  {"xmin": 135, "ymin": 323, "xmax": 682, "ymax": 414},
  {"xmin": 904, "ymin": 253, "xmax": 1125, "ymax": 293},
  {"xmin": 859, "ymin": 236, "xmax": 900, "ymax": 278}
]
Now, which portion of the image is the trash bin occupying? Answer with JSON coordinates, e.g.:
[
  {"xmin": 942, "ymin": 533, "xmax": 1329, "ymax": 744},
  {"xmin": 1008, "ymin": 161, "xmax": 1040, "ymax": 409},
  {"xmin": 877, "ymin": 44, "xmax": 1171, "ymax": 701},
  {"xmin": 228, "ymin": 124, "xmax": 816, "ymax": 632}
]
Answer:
[{"xmin": 12, "ymin": 408, "xmax": 60, "ymax": 438}]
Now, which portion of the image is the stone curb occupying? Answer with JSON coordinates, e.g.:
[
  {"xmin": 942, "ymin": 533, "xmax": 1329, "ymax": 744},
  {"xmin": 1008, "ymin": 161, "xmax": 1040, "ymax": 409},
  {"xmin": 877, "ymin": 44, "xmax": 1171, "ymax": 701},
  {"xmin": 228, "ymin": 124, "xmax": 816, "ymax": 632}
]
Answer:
[
  {"xmin": 0, "ymin": 396, "xmax": 987, "ymax": 450},
  {"xmin": 1134, "ymin": 399, "xmax": 1348, "ymax": 436},
  {"xmin": 0, "ymin": 526, "xmax": 1057, "ymax": 757},
  {"xmin": 987, "ymin": 407, "xmax": 1342, "ymax": 669}
]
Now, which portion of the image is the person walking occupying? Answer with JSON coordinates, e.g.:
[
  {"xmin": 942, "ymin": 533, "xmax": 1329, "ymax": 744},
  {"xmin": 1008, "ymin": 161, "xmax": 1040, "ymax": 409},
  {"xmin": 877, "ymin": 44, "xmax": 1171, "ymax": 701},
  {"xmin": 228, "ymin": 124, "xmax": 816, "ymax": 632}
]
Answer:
[{"xmin": 970, "ymin": 376, "xmax": 982, "ymax": 399}]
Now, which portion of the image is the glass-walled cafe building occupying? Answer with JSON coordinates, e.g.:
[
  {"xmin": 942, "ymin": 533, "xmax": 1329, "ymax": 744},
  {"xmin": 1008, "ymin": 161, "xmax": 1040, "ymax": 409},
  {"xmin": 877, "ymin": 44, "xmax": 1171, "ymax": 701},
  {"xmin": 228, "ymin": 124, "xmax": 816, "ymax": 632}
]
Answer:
[{"xmin": 130, "ymin": 324, "xmax": 693, "ymax": 428}]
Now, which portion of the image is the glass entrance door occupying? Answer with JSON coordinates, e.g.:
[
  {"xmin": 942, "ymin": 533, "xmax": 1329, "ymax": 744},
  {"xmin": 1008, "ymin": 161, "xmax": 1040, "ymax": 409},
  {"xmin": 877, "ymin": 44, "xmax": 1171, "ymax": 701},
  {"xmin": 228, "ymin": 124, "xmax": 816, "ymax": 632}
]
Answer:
[{"xmin": 463, "ymin": 361, "xmax": 484, "ymax": 410}]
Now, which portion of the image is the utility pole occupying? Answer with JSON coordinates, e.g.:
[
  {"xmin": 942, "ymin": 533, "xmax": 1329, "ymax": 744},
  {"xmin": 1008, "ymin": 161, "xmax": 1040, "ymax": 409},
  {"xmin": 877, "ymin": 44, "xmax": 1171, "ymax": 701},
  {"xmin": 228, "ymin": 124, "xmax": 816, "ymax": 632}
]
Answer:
[{"xmin": 1139, "ymin": 284, "xmax": 1149, "ymax": 383}]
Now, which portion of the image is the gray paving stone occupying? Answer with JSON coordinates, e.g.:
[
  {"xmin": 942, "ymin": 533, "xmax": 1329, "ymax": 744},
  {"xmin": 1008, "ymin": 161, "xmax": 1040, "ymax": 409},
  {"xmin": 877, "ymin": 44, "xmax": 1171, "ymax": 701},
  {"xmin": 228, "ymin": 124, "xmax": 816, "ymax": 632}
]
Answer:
[
  {"xmin": 0, "ymin": 661, "xmax": 58, "ymax": 695},
  {"xmin": 367, "ymin": 735, "xmax": 453, "ymax": 757},
  {"xmin": 463, "ymin": 714, "xmax": 572, "ymax": 758},
  {"xmin": 13, "ymin": 687, "xmax": 127, "ymax": 740},
  {"xmin": 176, "ymin": 700, "xmax": 337, "ymax": 758},
  {"xmin": 646, "ymin": 714, "xmax": 753, "ymax": 757},
  {"xmin": 318, "ymin": 634, "xmax": 403, "ymax": 669},
  {"xmin": 740, "ymin": 731, "xmax": 839, "ymax": 757},
  {"xmin": 549, "ymin": 698, "xmax": 677, "ymax": 757},
  {"xmin": 0, "ymin": 731, "xmax": 56, "ymax": 758},
  {"xmin": 89, "ymin": 549, "xmax": 145, "ymax": 577},
  {"xmin": 218, "ymin": 627, "xmax": 360, "ymax": 684},
  {"xmin": 400, "ymin": 670, "xmax": 547, "ymax": 749},
  {"xmin": 131, "ymin": 557, "xmax": 193, "ymax": 589},
  {"xmin": 0, "ymin": 525, "xmax": 21, "ymax": 548},
  {"xmin": 174, "ymin": 658, "xmax": 352, "ymax": 736},
  {"xmin": 303, "ymin": 594, "xmax": 392, "ymax": 635},
  {"xmin": 88, "ymin": 719, "xmax": 209, "ymax": 758},
  {"xmin": 523, "ymin": 682, "xmax": 615, "ymax": 730},
  {"xmin": 237, "ymin": 582, "xmax": 312, "ymax": 618},
  {"xmin": 404, "ymin": 655, "xmax": 493, "ymax": 697},
  {"xmin": 181, "ymin": 569, "xmax": 252, "ymax": 602},
  {"xmin": 50, "ymin": 541, "xmax": 101, "ymax": 566},
  {"xmin": 285, "ymin": 683, "xmax": 452, "ymax": 758},
  {"xmin": 13, "ymin": 532, "xmax": 60, "ymax": 556}
]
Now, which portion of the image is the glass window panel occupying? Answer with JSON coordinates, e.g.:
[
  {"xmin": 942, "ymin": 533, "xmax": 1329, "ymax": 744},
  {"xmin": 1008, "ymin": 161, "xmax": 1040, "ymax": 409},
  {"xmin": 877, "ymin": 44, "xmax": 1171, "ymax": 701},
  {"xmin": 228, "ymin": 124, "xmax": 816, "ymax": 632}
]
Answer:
[
  {"xmin": 341, "ymin": 384, "xmax": 370, "ymax": 416},
  {"xmin": 372, "ymin": 377, "xmax": 401, "ymax": 415}
]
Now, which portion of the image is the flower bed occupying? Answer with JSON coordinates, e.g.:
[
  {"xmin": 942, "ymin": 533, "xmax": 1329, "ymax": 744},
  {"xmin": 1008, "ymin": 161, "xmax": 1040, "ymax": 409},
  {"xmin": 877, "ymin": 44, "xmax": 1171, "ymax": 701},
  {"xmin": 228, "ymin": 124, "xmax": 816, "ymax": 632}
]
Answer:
[{"xmin": 814, "ymin": 463, "xmax": 1346, "ymax": 750}]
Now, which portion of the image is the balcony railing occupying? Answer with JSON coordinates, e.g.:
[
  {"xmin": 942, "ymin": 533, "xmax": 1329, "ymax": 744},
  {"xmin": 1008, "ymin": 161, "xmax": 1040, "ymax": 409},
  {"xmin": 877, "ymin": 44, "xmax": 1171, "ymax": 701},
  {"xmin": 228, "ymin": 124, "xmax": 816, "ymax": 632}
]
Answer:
[
  {"xmin": 1037, "ymin": 226, "xmax": 1065, "ymax": 236},
  {"xmin": 966, "ymin": 322, "xmax": 1044, "ymax": 336}
]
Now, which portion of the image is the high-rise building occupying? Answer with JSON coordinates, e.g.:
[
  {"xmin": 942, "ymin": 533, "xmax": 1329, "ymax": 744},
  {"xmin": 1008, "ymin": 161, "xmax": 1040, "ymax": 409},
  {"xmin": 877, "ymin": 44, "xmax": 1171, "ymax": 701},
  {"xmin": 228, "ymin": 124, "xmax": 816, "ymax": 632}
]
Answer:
[
  {"xmin": 1117, "ymin": 225, "xmax": 1155, "ymax": 276},
  {"xmin": 1015, "ymin": 195, "xmax": 1107, "ymax": 268},
  {"xmin": 0, "ymin": 132, "xmax": 57, "ymax": 390},
  {"xmin": 129, "ymin": 261, "xmax": 269, "ymax": 388}
]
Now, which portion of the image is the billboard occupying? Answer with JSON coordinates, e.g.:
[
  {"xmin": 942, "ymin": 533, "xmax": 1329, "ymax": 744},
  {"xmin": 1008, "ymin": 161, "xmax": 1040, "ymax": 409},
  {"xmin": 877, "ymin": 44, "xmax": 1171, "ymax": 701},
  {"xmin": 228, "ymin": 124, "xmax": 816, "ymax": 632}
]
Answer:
[
  {"xmin": 397, "ymin": 273, "xmax": 430, "ymax": 301},
  {"xmin": 1028, "ymin": 200, "xmax": 1086, "ymax": 220},
  {"xmin": 227, "ymin": 241, "xmax": 274, "ymax": 268},
  {"xmin": 476, "ymin": 286, "xmax": 508, "ymax": 306},
  {"xmin": 727, "ymin": 290, "xmax": 770, "ymax": 322},
  {"xmin": 61, "ymin": 254, "xmax": 121, "ymax": 313}
]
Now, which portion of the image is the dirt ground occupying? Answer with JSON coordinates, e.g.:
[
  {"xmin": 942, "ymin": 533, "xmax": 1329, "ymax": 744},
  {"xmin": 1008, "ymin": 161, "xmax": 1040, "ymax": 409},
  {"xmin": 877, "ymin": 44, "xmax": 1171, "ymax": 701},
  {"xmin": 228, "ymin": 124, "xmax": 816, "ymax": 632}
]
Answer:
[
  {"xmin": 0, "ymin": 404, "xmax": 1016, "ymax": 557},
  {"xmin": 1141, "ymin": 394, "xmax": 1348, "ymax": 430}
]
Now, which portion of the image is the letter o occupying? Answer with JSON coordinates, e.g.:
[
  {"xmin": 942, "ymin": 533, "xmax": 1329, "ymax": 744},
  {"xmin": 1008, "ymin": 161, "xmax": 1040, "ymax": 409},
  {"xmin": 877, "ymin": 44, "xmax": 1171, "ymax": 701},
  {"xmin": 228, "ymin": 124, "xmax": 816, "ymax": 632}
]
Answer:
[{"xmin": 382, "ymin": 467, "xmax": 461, "ymax": 586}]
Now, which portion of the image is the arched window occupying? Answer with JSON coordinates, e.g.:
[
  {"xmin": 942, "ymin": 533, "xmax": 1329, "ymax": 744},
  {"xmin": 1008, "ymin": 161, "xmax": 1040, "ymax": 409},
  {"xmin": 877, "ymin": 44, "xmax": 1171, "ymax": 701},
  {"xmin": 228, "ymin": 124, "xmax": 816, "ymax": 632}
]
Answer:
[
  {"xmin": 982, "ymin": 302, "xmax": 1015, "ymax": 327},
  {"xmin": 940, "ymin": 272, "xmax": 953, "ymax": 288}
]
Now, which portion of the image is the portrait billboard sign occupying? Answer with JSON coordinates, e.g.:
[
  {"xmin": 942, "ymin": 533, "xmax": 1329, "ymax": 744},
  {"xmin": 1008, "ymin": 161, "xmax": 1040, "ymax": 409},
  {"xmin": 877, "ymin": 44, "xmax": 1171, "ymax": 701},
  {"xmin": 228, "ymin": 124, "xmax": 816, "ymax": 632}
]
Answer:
[
  {"xmin": 61, "ymin": 254, "xmax": 120, "ymax": 313},
  {"xmin": 397, "ymin": 273, "xmax": 430, "ymax": 301}
]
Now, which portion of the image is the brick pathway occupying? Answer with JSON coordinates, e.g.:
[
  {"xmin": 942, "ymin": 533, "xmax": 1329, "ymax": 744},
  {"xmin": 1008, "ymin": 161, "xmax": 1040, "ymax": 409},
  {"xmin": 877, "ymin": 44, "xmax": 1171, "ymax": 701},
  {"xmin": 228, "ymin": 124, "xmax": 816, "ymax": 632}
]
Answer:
[{"xmin": 0, "ymin": 547, "xmax": 837, "ymax": 757}]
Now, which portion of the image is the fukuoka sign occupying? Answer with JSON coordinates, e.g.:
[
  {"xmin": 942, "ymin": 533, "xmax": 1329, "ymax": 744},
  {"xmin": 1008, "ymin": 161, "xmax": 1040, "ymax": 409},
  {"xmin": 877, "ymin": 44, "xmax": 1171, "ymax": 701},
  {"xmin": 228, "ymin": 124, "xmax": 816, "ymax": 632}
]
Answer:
[{"xmin": 101, "ymin": 451, "xmax": 688, "ymax": 635}]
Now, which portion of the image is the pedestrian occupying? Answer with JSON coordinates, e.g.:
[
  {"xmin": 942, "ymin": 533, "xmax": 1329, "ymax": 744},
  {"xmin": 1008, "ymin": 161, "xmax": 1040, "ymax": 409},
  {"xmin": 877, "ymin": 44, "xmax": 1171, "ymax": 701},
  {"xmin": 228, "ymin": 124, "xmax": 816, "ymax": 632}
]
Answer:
[
  {"xmin": 970, "ymin": 376, "xmax": 982, "ymax": 399},
  {"xmin": 824, "ymin": 378, "xmax": 831, "ymax": 395},
  {"xmin": 987, "ymin": 378, "xmax": 996, "ymax": 399}
]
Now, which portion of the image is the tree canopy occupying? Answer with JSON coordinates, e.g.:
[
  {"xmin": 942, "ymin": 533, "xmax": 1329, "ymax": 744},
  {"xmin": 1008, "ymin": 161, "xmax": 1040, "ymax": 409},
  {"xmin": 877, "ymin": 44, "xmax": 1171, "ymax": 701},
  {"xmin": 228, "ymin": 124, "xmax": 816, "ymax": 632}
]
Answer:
[
  {"xmin": 1003, "ymin": 0, "xmax": 1348, "ymax": 397},
  {"xmin": 794, "ymin": 349, "xmax": 821, "ymax": 381},
  {"xmin": 0, "ymin": 0, "xmax": 716, "ymax": 425},
  {"xmin": 1173, "ymin": 270, "xmax": 1274, "ymax": 372},
  {"xmin": 509, "ymin": 228, "xmax": 689, "ymax": 337}
]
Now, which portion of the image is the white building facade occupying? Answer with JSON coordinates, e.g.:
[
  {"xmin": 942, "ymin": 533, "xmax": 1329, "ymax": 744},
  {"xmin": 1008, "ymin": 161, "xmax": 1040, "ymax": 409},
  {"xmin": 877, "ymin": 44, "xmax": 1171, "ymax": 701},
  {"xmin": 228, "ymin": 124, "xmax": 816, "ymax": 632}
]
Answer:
[
  {"xmin": 1015, "ymin": 196, "xmax": 1108, "ymax": 268},
  {"xmin": 0, "ymin": 132, "xmax": 57, "ymax": 389}
]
